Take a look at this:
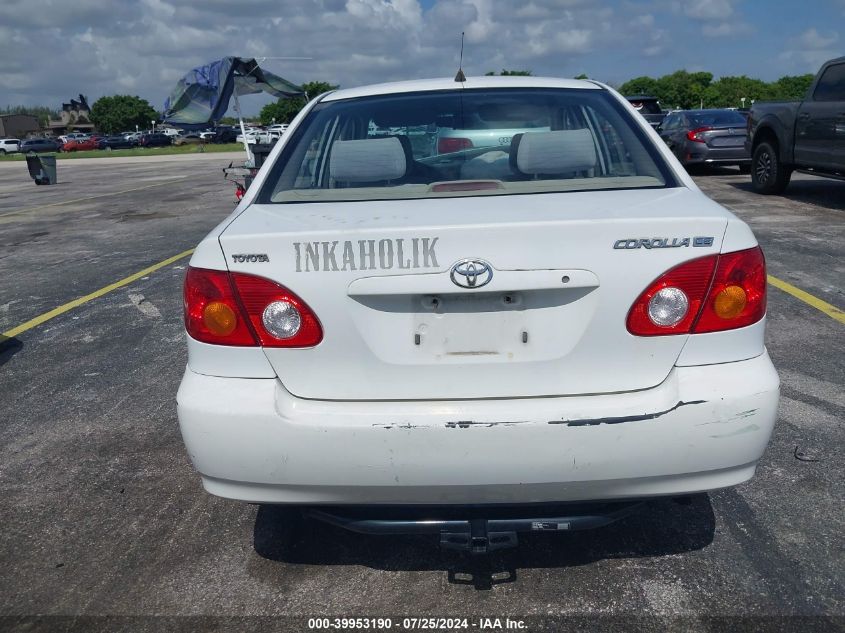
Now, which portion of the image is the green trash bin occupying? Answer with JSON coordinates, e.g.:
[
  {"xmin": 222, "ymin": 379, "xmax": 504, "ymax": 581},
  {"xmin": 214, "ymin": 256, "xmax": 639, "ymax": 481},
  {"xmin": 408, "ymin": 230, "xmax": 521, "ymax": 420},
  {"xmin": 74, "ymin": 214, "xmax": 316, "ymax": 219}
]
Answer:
[{"xmin": 26, "ymin": 153, "xmax": 57, "ymax": 185}]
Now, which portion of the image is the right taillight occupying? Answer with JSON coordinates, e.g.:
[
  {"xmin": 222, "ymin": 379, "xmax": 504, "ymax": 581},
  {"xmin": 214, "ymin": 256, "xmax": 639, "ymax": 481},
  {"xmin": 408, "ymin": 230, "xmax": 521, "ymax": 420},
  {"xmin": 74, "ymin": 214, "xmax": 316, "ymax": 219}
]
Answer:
[
  {"xmin": 692, "ymin": 247, "xmax": 766, "ymax": 333},
  {"xmin": 437, "ymin": 137, "xmax": 473, "ymax": 154},
  {"xmin": 184, "ymin": 267, "xmax": 322, "ymax": 347},
  {"xmin": 627, "ymin": 246, "xmax": 766, "ymax": 336}
]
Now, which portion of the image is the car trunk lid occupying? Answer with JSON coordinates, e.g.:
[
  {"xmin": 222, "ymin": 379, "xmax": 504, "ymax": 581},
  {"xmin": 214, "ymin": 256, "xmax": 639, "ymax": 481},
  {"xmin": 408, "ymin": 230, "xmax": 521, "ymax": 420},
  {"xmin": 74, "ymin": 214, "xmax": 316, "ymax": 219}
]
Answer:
[
  {"xmin": 697, "ymin": 124, "xmax": 747, "ymax": 149},
  {"xmin": 220, "ymin": 187, "xmax": 727, "ymax": 400}
]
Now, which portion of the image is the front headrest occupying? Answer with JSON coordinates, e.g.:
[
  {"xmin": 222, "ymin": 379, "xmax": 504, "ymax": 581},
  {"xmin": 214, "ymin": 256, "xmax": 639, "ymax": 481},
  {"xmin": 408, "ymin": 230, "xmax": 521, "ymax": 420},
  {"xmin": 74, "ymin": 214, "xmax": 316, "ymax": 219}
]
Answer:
[
  {"xmin": 330, "ymin": 137, "xmax": 408, "ymax": 182},
  {"xmin": 511, "ymin": 129, "xmax": 597, "ymax": 175}
]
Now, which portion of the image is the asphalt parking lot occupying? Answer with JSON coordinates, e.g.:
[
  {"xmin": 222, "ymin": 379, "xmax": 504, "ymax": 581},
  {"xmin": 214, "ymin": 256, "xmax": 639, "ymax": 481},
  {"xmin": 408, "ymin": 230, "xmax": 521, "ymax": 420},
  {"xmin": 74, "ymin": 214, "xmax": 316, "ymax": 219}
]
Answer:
[{"xmin": 0, "ymin": 156, "xmax": 842, "ymax": 632}]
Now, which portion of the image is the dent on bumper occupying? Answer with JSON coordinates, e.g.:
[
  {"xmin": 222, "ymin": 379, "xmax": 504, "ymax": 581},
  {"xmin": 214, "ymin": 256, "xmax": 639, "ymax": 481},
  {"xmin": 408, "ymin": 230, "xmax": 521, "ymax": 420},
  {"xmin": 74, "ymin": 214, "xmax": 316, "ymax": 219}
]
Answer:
[{"xmin": 176, "ymin": 352, "xmax": 779, "ymax": 504}]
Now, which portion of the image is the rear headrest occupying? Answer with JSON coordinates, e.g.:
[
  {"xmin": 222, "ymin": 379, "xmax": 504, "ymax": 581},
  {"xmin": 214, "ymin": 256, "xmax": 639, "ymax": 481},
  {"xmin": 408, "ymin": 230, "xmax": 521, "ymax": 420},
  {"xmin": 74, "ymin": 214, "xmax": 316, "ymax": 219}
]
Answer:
[
  {"xmin": 330, "ymin": 137, "xmax": 407, "ymax": 182},
  {"xmin": 511, "ymin": 129, "xmax": 597, "ymax": 175}
]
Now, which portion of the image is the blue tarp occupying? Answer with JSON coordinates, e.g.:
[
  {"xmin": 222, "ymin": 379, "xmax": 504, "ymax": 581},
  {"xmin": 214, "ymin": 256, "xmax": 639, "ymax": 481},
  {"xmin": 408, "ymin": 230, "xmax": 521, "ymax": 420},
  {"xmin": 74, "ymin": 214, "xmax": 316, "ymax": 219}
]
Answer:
[{"xmin": 162, "ymin": 57, "xmax": 303, "ymax": 129}]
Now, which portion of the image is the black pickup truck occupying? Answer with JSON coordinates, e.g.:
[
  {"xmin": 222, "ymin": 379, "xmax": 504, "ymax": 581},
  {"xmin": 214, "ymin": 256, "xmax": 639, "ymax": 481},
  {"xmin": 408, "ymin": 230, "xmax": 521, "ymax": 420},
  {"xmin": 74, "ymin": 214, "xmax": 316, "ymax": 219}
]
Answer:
[{"xmin": 746, "ymin": 56, "xmax": 845, "ymax": 194}]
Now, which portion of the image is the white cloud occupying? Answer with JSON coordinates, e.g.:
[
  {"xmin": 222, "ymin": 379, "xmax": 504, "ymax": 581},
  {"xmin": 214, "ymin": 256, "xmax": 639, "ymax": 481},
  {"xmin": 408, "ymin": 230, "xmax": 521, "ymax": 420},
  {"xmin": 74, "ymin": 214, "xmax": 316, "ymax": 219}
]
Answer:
[
  {"xmin": 795, "ymin": 27, "xmax": 839, "ymax": 50},
  {"xmin": 702, "ymin": 21, "xmax": 751, "ymax": 37},
  {"xmin": 779, "ymin": 28, "xmax": 841, "ymax": 74},
  {"xmin": 0, "ymin": 0, "xmax": 790, "ymax": 111},
  {"xmin": 684, "ymin": 0, "xmax": 734, "ymax": 20}
]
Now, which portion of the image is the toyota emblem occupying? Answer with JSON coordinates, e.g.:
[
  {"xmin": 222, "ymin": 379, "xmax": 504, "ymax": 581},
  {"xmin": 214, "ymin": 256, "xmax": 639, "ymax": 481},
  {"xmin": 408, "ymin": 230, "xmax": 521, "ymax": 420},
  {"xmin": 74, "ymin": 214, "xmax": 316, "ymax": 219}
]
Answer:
[{"xmin": 450, "ymin": 259, "xmax": 493, "ymax": 289}]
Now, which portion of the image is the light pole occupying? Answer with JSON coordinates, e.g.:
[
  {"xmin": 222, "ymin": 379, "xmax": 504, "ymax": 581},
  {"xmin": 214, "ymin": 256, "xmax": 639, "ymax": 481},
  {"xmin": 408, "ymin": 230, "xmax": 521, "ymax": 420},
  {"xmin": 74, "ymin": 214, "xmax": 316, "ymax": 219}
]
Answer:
[
  {"xmin": 741, "ymin": 97, "xmax": 746, "ymax": 110},
  {"xmin": 151, "ymin": 120, "xmax": 156, "ymax": 133}
]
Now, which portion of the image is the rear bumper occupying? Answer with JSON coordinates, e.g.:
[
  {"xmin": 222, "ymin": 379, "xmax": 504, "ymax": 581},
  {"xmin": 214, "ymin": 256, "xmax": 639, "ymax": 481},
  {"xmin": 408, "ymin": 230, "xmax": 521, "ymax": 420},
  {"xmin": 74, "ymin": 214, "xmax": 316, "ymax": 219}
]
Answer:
[
  {"xmin": 177, "ymin": 352, "xmax": 779, "ymax": 505},
  {"xmin": 683, "ymin": 143, "xmax": 750, "ymax": 165}
]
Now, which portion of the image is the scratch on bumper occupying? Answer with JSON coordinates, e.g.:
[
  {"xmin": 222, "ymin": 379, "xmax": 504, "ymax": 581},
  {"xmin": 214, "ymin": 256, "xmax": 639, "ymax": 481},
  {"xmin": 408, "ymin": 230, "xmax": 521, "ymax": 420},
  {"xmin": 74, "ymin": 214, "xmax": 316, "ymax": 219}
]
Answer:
[{"xmin": 549, "ymin": 400, "xmax": 707, "ymax": 427}]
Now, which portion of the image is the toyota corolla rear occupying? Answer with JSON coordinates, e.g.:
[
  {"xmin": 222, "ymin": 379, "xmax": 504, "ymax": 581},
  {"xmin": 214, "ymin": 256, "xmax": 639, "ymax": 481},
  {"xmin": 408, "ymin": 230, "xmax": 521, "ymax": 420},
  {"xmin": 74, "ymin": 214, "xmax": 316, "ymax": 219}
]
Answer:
[{"xmin": 176, "ymin": 78, "xmax": 778, "ymax": 510}]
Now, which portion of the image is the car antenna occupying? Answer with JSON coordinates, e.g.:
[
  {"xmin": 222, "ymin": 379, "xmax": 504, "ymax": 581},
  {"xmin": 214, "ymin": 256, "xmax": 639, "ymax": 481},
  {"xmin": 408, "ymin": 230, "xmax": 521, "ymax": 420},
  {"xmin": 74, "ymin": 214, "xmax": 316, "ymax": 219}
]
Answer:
[{"xmin": 454, "ymin": 32, "xmax": 466, "ymax": 82}]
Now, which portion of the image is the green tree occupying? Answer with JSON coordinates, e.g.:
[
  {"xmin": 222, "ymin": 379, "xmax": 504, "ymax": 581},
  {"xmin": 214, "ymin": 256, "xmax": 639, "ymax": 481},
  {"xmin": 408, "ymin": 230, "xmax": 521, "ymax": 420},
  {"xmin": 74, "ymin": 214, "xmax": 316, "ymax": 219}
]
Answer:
[
  {"xmin": 90, "ymin": 95, "xmax": 158, "ymax": 134},
  {"xmin": 768, "ymin": 74, "xmax": 815, "ymax": 100},
  {"xmin": 484, "ymin": 69, "xmax": 533, "ymax": 76},
  {"xmin": 621, "ymin": 71, "xmax": 712, "ymax": 109},
  {"xmin": 702, "ymin": 75, "xmax": 771, "ymax": 108},
  {"xmin": 619, "ymin": 70, "xmax": 818, "ymax": 110},
  {"xmin": 657, "ymin": 70, "xmax": 713, "ymax": 109},
  {"xmin": 574, "ymin": 73, "xmax": 589, "ymax": 80},
  {"xmin": 619, "ymin": 76, "xmax": 660, "ymax": 97},
  {"xmin": 259, "ymin": 81, "xmax": 338, "ymax": 125}
]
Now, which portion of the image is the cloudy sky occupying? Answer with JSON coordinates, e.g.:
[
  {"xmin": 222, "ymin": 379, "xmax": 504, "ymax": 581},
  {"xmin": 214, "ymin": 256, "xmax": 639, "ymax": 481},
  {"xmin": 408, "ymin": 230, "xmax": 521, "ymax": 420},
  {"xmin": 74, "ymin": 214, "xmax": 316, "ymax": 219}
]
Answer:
[{"xmin": 1, "ymin": 0, "xmax": 843, "ymax": 115}]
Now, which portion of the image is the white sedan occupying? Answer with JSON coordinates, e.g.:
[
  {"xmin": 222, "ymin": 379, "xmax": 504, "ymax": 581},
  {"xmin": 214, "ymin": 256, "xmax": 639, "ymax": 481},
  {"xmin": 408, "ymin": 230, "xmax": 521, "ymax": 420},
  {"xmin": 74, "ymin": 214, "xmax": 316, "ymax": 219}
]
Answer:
[{"xmin": 177, "ymin": 76, "xmax": 779, "ymax": 552}]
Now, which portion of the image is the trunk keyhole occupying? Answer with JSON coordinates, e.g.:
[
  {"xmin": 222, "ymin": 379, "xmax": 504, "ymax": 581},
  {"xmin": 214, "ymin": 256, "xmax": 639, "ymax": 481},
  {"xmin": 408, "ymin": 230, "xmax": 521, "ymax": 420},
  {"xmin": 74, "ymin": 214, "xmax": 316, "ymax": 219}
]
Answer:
[{"xmin": 421, "ymin": 296, "xmax": 441, "ymax": 311}]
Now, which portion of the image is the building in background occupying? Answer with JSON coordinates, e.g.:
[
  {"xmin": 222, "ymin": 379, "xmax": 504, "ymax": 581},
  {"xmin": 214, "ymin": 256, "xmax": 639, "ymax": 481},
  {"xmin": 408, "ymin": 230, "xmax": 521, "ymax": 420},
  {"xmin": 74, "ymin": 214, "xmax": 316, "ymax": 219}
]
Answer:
[
  {"xmin": 47, "ymin": 95, "xmax": 95, "ymax": 136},
  {"xmin": 0, "ymin": 114, "xmax": 40, "ymax": 139}
]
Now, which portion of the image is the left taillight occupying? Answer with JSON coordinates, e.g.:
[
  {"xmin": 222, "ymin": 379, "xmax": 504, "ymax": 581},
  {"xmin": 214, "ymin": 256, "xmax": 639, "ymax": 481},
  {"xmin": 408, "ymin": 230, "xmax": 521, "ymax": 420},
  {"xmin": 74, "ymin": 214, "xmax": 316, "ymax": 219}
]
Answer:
[
  {"xmin": 686, "ymin": 126, "xmax": 712, "ymax": 143},
  {"xmin": 184, "ymin": 267, "xmax": 258, "ymax": 346},
  {"xmin": 183, "ymin": 267, "xmax": 323, "ymax": 347}
]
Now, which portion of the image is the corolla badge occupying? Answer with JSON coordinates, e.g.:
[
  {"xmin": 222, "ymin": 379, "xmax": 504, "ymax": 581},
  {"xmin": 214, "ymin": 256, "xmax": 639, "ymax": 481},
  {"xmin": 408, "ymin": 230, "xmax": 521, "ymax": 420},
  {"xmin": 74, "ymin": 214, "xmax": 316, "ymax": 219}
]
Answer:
[{"xmin": 450, "ymin": 258, "xmax": 493, "ymax": 289}]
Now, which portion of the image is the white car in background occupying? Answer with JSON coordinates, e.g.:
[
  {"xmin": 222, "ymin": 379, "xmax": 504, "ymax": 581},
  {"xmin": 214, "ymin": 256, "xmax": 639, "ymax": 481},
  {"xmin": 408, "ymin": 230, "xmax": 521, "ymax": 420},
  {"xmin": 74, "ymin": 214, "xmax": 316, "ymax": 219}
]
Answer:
[
  {"xmin": 236, "ymin": 130, "xmax": 261, "ymax": 144},
  {"xmin": 0, "ymin": 138, "xmax": 20, "ymax": 154},
  {"xmin": 57, "ymin": 132, "xmax": 89, "ymax": 144},
  {"xmin": 177, "ymin": 76, "xmax": 779, "ymax": 553},
  {"xmin": 256, "ymin": 130, "xmax": 283, "ymax": 144}
]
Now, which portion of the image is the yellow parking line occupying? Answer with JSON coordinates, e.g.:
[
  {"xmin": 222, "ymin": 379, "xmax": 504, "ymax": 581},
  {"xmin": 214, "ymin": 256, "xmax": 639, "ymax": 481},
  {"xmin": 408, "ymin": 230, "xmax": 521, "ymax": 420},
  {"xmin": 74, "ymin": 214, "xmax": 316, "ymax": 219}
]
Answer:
[
  {"xmin": 0, "ymin": 249, "xmax": 194, "ymax": 342},
  {"xmin": 0, "ymin": 177, "xmax": 191, "ymax": 219},
  {"xmin": 768, "ymin": 275, "xmax": 845, "ymax": 325}
]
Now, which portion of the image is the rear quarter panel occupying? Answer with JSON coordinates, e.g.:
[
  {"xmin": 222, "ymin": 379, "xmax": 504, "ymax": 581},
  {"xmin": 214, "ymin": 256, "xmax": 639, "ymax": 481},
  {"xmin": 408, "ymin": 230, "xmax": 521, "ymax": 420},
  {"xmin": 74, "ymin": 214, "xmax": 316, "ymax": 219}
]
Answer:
[{"xmin": 748, "ymin": 102, "xmax": 800, "ymax": 164}]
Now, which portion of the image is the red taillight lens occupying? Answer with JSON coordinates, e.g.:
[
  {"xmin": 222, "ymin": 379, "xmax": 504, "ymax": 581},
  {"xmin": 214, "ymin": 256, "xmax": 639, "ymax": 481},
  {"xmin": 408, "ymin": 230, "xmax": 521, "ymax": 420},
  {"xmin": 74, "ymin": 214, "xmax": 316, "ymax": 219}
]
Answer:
[
  {"xmin": 627, "ymin": 247, "xmax": 767, "ymax": 336},
  {"xmin": 184, "ymin": 267, "xmax": 323, "ymax": 347},
  {"xmin": 437, "ymin": 137, "xmax": 473, "ymax": 154},
  {"xmin": 627, "ymin": 255, "xmax": 717, "ymax": 336},
  {"xmin": 229, "ymin": 272, "xmax": 322, "ymax": 347},
  {"xmin": 686, "ymin": 126, "xmax": 712, "ymax": 143},
  {"xmin": 693, "ymin": 247, "xmax": 766, "ymax": 333},
  {"xmin": 184, "ymin": 267, "xmax": 258, "ymax": 346}
]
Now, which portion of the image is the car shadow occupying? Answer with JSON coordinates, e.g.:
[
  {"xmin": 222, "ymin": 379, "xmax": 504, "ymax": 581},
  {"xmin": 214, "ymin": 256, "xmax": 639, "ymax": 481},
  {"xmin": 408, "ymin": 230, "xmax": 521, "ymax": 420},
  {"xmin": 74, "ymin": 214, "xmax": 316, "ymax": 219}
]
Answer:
[
  {"xmin": 0, "ymin": 335, "xmax": 23, "ymax": 366},
  {"xmin": 253, "ymin": 495, "xmax": 715, "ymax": 589},
  {"xmin": 727, "ymin": 178, "xmax": 845, "ymax": 212}
]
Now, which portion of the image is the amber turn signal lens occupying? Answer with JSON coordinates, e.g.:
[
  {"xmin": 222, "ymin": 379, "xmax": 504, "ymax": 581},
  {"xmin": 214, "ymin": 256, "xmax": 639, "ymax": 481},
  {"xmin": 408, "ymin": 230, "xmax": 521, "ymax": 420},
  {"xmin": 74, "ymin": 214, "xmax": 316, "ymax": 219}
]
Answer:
[
  {"xmin": 713, "ymin": 285, "xmax": 747, "ymax": 319},
  {"xmin": 202, "ymin": 301, "xmax": 237, "ymax": 336}
]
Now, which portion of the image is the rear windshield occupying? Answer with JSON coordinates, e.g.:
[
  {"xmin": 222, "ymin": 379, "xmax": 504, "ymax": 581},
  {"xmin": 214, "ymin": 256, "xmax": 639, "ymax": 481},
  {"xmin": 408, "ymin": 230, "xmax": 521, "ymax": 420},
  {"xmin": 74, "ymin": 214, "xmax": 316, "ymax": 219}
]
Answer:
[
  {"xmin": 688, "ymin": 111, "xmax": 747, "ymax": 126},
  {"xmin": 259, "ymin": 88, "xmax": 675, "ymax": 204}
]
